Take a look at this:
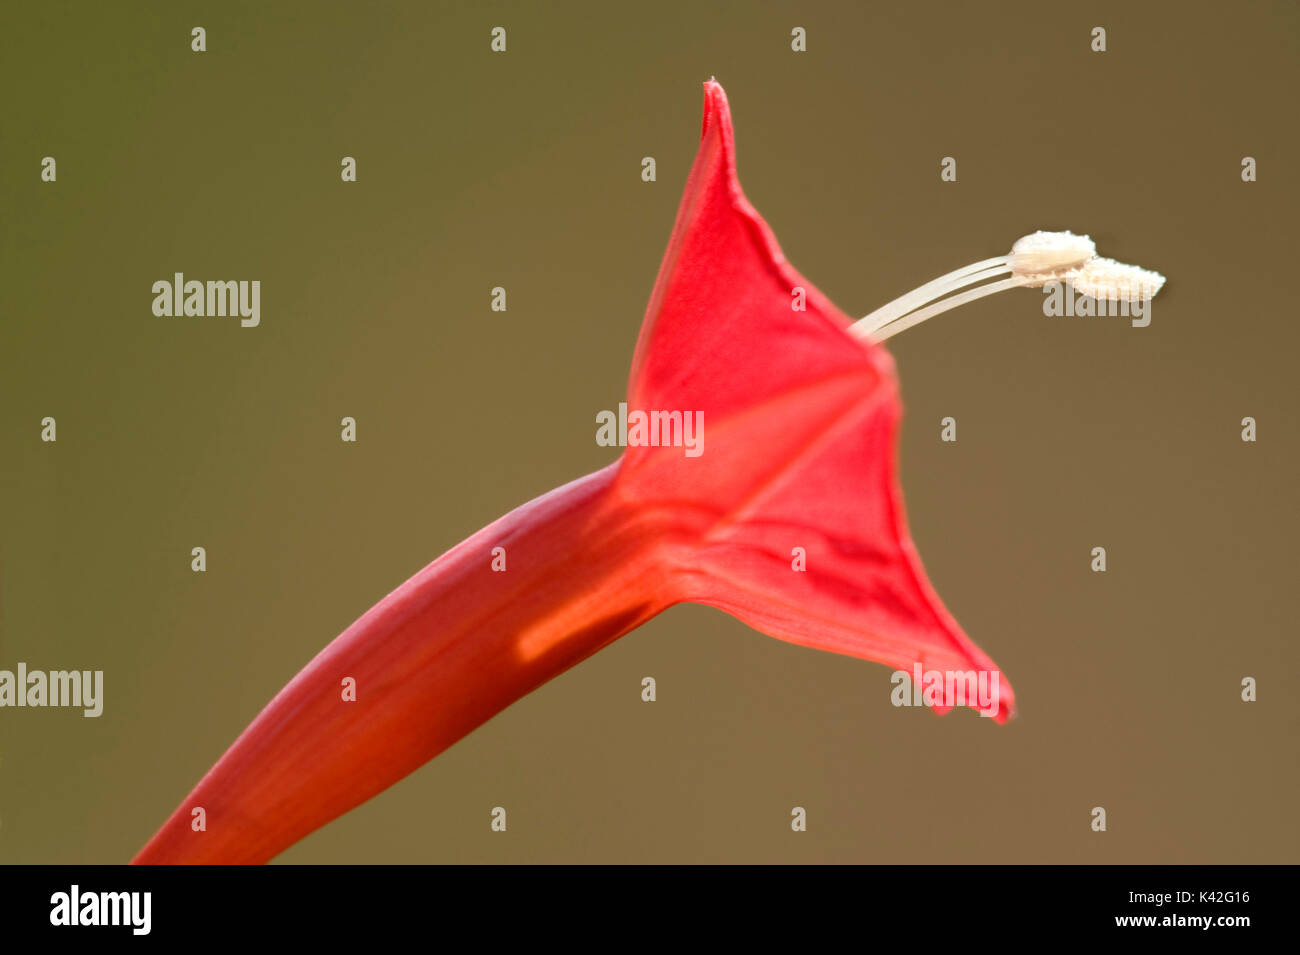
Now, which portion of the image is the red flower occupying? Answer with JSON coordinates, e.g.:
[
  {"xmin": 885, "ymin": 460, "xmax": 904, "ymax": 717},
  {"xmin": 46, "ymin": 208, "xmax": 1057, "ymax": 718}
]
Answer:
[{"xmin": 133, "ymin": 80, "xmax": 1011, "ymax": 865}]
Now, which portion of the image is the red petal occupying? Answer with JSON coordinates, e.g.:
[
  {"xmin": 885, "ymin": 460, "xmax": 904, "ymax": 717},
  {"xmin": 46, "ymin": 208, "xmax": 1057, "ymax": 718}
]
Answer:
[{"xmin": 618, "ymin": 81, "xmax": 1013, "ymax": 720}]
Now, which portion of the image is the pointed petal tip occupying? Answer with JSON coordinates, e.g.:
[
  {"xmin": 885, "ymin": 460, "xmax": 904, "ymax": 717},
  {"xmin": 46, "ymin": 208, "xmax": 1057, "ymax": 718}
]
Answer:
[{"xmin": 700, "ymin": 78, "xmax": 731, "ymax": 136}]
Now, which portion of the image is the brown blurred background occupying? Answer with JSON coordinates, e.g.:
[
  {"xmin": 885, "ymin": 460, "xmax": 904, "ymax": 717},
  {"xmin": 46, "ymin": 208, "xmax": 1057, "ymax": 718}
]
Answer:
[{"xmin": 1, "ymin": 0, "xmax": 1296, "ymax": 863}]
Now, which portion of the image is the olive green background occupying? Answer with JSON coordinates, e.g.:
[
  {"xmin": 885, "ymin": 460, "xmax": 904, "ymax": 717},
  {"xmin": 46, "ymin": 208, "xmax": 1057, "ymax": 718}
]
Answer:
[{"xmin": 2, "ymin": 0, "xmax": 1296, "ymax": 863}]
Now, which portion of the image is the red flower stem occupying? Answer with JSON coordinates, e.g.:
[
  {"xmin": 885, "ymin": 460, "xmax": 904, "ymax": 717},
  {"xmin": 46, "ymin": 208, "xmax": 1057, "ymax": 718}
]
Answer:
[{"xmin": 133, "ymin": 462, "xmax": 668, "ymax": 864}]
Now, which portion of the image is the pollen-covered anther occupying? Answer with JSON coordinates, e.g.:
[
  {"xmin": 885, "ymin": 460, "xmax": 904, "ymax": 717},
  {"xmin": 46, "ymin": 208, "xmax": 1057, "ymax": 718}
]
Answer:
[
  {"xmin": 1069, "ymin": 256, "xmax": 1167, "ymax": 302},
  {"xmin": 1006, "ymin": 230, "xmax": 1097, "ymax": 285}
]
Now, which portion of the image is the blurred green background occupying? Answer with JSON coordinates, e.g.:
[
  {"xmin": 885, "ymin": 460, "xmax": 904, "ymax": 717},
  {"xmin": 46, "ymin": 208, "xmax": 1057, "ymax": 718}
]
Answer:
[{"xmin": 1, "ymin": 0, "xmax": 1296, "ymax": 862}]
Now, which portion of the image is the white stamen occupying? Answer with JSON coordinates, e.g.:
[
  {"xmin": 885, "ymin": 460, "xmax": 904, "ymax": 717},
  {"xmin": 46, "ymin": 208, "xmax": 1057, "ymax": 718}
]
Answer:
[{"xmin": 849, "ymin": 229, "xmax": 1163, "ymax": 343}]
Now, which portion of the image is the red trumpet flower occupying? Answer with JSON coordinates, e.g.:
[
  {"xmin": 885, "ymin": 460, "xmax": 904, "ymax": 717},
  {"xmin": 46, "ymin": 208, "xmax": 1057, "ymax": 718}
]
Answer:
[{"xmin": 134, "ymin": 80, "xmax": 1013, "ymax": 865}]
